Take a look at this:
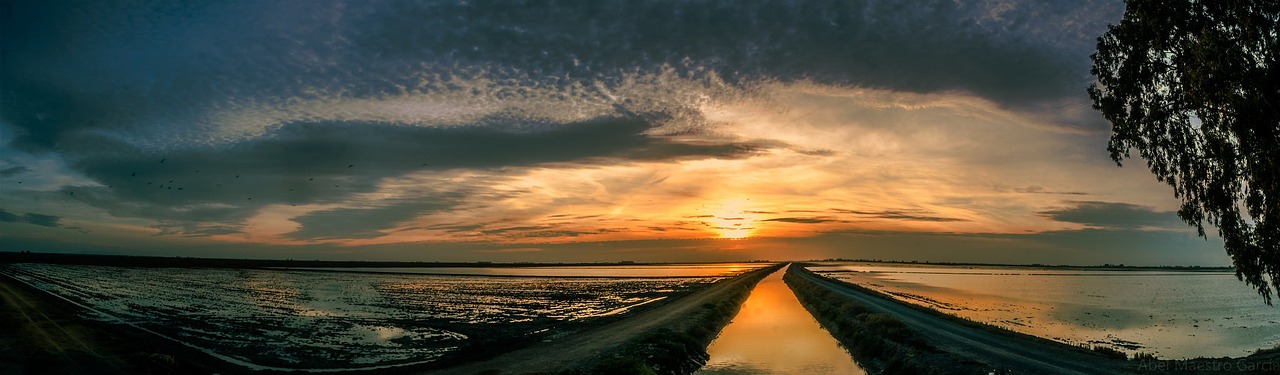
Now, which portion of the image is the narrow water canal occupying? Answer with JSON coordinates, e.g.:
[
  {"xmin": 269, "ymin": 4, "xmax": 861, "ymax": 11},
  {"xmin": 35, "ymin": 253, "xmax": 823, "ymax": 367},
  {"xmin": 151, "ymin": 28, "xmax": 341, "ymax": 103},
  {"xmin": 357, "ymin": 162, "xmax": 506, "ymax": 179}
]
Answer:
[{"xmin": 697, "ymin": 265, "xmax": 865, "ymax": 374}]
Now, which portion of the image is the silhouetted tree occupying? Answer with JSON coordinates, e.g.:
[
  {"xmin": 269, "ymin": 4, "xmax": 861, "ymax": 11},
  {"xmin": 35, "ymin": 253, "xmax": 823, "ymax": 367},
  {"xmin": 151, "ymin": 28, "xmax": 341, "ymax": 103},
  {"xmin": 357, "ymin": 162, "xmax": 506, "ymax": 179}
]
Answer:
[{"xmin": 1090, "ymin": 1, "xmax": 1279, "ymax": 302}]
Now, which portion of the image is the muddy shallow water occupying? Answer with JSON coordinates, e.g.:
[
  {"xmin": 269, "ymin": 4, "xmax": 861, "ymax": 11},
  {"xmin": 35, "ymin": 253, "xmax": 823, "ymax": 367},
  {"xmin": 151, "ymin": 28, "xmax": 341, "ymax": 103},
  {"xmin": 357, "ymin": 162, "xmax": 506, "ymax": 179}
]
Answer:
[
  {"xmin": 1, "ymin": 263, "xmax": 719, "ymax": 371},
  {"xmin": 282, "ymin": 263, "xmax": 768, "ymax": 277}
]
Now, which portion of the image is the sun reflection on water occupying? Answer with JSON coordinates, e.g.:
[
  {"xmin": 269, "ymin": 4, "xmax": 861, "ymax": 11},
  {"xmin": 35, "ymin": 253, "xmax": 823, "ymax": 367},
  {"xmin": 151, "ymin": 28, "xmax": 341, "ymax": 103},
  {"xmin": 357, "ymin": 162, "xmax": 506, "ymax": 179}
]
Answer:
[{"xmin": 698, "ymin": 266, "xmax": 865, "ymax": 373}]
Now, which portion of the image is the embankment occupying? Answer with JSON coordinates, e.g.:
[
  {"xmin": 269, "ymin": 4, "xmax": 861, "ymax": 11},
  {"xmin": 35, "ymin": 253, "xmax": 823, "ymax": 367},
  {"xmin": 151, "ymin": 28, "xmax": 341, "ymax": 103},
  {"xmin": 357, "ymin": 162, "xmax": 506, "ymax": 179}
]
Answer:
[
  {"xmin": 784, "ymin": 265, "xmax": 981, "ymax": 374},
  {"xmin": 785, "ymin": 264, "xmax": 1124, "ymax": 374},
  {"xmin": 787, "ymin": 265, "xmax": 1280, "ymax": 374}
]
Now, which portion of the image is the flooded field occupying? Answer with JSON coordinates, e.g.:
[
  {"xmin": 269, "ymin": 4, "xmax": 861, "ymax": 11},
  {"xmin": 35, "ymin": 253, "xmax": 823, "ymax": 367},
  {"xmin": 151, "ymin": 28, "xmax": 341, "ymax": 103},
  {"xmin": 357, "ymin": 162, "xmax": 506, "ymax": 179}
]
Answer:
[
  {"xmin": 698, "ymin": 266, "xmax": 864, "ymax": 374},
  {"xmin": 0, "ymin": 263, "xmax": 721, "ymax": 371},
  {"xmin": 810, "ymin": 263, "xmax": 1280, "ymax": 359},
  {"xmin": 283, "ymin": 263, "xmax": 768, "ymax": 277}
]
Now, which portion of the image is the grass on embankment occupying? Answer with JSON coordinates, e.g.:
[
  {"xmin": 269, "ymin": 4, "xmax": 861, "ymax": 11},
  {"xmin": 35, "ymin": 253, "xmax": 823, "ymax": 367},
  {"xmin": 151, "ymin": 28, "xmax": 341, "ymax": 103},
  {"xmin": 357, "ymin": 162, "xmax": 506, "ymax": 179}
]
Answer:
[
  {"xmin": 560, "ymin": 264, "xmax": 785, "ymax": 375},
  {"xmin": 1126, "ymin": 345, "xmax": 1280, "ymax": 374},
  {"xmin": 784, "ymin": 266, "xmax": 985, "ymax": 374}
]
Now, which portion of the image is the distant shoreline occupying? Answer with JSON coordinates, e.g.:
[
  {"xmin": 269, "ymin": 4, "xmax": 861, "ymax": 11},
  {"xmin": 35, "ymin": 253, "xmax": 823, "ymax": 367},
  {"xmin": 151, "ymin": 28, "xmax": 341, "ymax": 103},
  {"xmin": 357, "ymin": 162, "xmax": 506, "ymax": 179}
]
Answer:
[
  {"xmin": 0, "ymin": 251, "xmax": 1232, "ymax": 271},
  {"xmin": 0, "ymin": 251, "xmax": 771, "ymax": 269},
  {"xmin": 808, "ymin": 258, "xmax": 1235, "ymax": 272}
]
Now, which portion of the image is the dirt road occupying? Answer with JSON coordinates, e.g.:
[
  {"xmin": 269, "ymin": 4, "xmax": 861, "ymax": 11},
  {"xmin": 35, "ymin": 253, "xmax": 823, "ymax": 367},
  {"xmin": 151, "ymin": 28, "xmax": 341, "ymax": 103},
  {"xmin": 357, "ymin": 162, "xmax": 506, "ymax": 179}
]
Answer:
[
  {"xmin": 0, "ymin": 275, "xmax": 129, "ymax": 374},
  {"xmin": 793, "ymin": 268, "xmax": 1127, "ymax": 375},
  {"xmin": 433, "ymin": 265, "xmax": 781, "ymax": 375}
]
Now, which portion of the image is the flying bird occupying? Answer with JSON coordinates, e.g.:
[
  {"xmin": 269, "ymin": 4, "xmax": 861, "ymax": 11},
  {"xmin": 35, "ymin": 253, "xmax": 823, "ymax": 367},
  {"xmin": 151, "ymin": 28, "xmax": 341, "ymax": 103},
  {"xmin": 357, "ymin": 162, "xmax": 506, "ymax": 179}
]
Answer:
[
  {"xmin": 159, "ymin": 158, "xmax": 166, "ymax": 163},
  {"xmin": 130, "ymin": 172, "xmax": 136, "ymax": 177},
  {"xmin": 348, "ymin": 164, "xmax": 354, "ymax": 168}
]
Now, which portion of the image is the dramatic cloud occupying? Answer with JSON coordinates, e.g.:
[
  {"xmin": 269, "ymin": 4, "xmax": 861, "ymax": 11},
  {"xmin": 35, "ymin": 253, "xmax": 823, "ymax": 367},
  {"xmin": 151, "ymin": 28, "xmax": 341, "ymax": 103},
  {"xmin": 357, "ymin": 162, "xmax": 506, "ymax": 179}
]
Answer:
[
  {"xmin": 0, "ymin": 208, "xmax": 65, "ymax": 229},
  {"xmin": 287, "ymin": 199, "xmax": 462, "ymax": 240},
  {"xmin": 3, "ymin": 1, "xmax": 1230, "ymax": 266},
  {"xmin": 0, "ymin": 165, "xmax": 29, "ymax": 177},
  {"xmin": 57, "ymin": 116, "xmax": 767, "ymax": 233},
  {"xmin": 830, "ymin": 209, "xmax": 970, "ymax": 223},
  {"xmin": 1039, "ymin": 201, "xmax": 1186, "ymax": 231},
  {"xmin": 1, "ymin": 0, "xmax": 1120, "ymax": 152},
  {"xmin": 1013, "ymin": 185, "xmax": 1091, "ymax": 195},
  {"xmin": 19, "ymin": 213, "xmax": 61, "ymax": 228},
  {"xmin": 763, "ymin": 217, "xmax": 844, "ymax": 224}
]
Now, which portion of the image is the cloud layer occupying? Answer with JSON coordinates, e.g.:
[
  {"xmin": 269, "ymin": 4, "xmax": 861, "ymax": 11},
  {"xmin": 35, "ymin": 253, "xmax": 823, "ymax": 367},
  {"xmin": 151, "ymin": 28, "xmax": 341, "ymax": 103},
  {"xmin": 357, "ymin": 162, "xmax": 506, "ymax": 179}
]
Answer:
[{"xmin": 3, "ymin": 0, "xmax": 1228, "ymax": 265}]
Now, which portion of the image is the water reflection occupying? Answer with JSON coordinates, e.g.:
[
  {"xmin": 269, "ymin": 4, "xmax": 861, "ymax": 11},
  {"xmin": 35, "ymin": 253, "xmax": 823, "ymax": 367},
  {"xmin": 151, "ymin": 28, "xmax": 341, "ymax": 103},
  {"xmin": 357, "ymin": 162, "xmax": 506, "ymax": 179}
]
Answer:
[
  {"xmin": 814, "ymin": 264, "xmax": 1280, "ymax": 358},
  {"xmin": 698, "ymin": 266, "xmax": 865, "ymax": 374}
]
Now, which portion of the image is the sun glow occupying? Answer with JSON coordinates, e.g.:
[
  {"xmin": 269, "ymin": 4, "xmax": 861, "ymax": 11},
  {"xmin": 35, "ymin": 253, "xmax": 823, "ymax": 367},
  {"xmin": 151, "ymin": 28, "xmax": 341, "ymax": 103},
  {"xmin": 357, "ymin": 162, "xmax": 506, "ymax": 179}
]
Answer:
[{"xmin": 706, "ymin": 199, "xmax": 759, "ymax": 239}]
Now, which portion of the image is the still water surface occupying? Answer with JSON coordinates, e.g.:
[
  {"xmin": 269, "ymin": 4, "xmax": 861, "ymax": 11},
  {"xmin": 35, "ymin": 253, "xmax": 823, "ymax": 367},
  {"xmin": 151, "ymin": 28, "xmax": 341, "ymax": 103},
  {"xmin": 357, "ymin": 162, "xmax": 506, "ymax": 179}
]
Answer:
[
  {"xmin": 697, "ymin": 266, "xmax": 865, "ymax": 374},
  {"xmin": 811, "ymin": 263, "xmax": 1280, "ymax": 358}
]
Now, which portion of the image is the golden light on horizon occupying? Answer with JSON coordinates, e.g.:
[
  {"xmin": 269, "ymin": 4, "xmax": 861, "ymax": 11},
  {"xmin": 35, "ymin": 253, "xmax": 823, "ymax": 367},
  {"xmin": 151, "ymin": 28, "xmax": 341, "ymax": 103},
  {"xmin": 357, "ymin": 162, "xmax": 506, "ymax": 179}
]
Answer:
[{"xmin": 705, "ymin": 199, "xmax": 759, "ymax": 240}]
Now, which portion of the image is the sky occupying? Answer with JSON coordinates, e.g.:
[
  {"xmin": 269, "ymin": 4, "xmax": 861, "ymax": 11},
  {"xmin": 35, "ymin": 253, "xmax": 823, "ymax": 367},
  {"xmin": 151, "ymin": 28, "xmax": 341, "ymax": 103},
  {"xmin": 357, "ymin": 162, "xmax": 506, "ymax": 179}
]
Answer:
[{"xmin": 0, "ymin": 0, "xmax": 1232, "ymax": 265}]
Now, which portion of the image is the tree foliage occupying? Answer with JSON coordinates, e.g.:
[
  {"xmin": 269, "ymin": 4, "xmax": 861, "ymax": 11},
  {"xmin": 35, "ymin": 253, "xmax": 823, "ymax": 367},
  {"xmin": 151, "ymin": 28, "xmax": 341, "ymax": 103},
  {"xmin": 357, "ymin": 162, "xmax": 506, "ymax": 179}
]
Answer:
[{"xmin": 1089, "ymin": 0, "xmax": 1279, "ymax": 303}]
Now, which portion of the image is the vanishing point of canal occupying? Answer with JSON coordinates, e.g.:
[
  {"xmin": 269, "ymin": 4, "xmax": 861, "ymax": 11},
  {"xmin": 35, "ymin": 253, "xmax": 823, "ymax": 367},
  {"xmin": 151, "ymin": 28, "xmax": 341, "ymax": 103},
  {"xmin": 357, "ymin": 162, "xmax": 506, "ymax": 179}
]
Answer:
[{"xmin": 697, "ymin": 265, "xmax": 866, "ymax": 374}]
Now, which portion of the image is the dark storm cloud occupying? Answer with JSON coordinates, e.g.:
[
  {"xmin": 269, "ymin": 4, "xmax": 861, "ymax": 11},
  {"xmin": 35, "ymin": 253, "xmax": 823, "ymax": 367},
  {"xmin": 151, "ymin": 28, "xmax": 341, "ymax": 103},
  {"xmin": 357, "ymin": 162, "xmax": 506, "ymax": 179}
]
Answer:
[
  {"xmin": 359, "ymin": 0, "xmax": 1112, "ymax": 104},
  {"xmin": 0, "ymin": 208, "xmax": 65, "ymax": 229},
  {"xmin": 154, "ymin": 221, "xmax": 243, "ymax": 237},
  {"xmin": 63, "ymin": 116, "xmax": 767, "ymax": 235},
  {"xmin": 1039, "ymin": 201, "xmax": 1184, "ymax": 230},
  {"xmin": 0, "ymin": 0, "xmax": 1120, "ymax": 151},
  {"xmin": 19, "ymin": 213, "xmax": 60, "ymax": 228},
  {"xmin": 0, "ymin": 166, "xmax": 30, "ymax": 177},
  {"xmin": 288, "ymin": 200, "xmax": 460, "ymax": 240},
  {"xmin": 0, "ymin": 0, "xmax": 1124, "ymax": 246}
]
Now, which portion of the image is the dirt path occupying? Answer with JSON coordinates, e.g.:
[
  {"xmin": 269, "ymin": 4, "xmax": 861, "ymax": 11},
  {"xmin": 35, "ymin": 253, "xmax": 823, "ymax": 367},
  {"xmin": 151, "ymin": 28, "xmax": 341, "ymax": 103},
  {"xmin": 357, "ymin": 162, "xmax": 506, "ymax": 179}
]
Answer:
[
  {"xmin": 433, "ymin": 266, "xmax": 781, "ymax": 375},
  {"xmin": 794, "ymin": 269, "xmax": 1127, "ymax": 375},
  {"xmin": 0, "ymin": 275, "xmax": 129, "ymax": 374}
]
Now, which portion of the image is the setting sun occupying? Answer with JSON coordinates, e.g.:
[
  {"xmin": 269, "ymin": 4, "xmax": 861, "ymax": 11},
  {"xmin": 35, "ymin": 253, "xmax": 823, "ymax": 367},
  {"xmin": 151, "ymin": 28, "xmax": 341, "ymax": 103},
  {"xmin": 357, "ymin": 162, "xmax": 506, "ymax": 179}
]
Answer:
[{"xmin": 705, "ymin": 200, "xmax": 759, "ymax": 239}]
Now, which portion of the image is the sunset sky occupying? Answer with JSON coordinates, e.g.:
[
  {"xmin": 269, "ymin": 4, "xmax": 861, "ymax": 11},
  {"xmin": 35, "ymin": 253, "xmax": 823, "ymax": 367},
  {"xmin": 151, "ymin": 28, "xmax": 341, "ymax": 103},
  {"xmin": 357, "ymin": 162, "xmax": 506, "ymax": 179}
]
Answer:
[{"xmin": 0, "ymin": 1, "xmax": 1231, "ymax": 264}]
